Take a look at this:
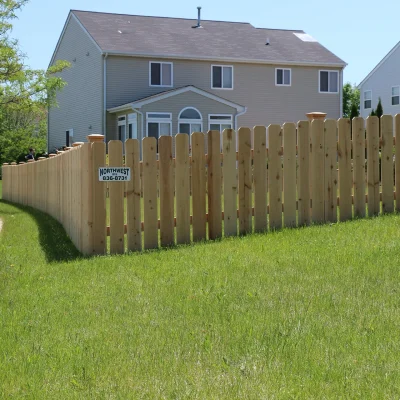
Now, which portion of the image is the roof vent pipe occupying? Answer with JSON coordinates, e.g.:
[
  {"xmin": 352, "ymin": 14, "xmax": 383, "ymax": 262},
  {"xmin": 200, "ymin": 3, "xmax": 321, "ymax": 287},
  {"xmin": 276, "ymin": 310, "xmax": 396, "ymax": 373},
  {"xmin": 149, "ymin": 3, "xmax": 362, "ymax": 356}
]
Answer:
[
  {"xmin": 266, "ymin": 38, "xmax": 270, "ymax": 45},
  {"xmin": 192, "ymin": 7, "xmax": 203, "ymax": 28}
]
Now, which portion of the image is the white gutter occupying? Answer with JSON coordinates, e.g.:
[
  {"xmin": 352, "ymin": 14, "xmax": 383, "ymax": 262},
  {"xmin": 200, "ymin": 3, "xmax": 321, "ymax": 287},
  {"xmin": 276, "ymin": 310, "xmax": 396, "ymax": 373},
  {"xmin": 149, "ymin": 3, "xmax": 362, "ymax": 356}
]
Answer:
[
  {"xmin": 235, "ymin": 106, "xmax": 248, "ymax": 130},
  {"xmin": 103, "ymin": 53, "xmax": 108, "ymax": 140},
  {"xmin": 132, "ymin": 108, "xmax": 144, "ymax": 139}
]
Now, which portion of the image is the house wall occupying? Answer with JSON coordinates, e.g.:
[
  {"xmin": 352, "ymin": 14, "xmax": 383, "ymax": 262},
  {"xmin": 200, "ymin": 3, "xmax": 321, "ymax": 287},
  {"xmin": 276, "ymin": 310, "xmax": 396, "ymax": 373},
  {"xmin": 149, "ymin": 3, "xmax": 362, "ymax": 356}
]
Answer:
[
  {"xmin": 359, "ymin": 44, "xmax": 400, "ymax": 119},
  {"xmin": 48, "ymin": 15, "xmax": 103, "ymax": 151},
  {"xmin": 106, "ymin": 56, "xmax": 342, "ymax": 136}
]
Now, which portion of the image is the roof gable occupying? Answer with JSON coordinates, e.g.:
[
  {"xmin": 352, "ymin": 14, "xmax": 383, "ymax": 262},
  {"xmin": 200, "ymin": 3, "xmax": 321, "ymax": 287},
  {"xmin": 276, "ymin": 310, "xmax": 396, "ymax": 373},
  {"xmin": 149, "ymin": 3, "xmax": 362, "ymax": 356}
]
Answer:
[{"xmin": 71, "ymin": 10, "xmax": 346, "ymax": 67}]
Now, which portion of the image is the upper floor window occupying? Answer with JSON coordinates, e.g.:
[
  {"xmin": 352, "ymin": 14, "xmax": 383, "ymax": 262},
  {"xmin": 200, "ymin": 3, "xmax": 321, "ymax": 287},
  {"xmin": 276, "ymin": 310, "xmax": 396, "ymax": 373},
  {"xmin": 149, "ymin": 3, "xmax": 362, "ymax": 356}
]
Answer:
[
  {"xmin": 392, "ymin": 86, "xmax": 399, "ymax": 106},
  {"xmin": 208, "ymin": 114, "xmax": 233, "ymax": 132},
  {"xmin": 212, "ymin": 65, "xmax": 233, "ymax": 89},
  {"xmin": 319, "ymin": 70, "xmax": 338, "ymax": 93},
  {"xmin": 276, "ymin": 68, "xmax": 291, "ymax": 86},
  {"xmin": 149, "ymin": 62, "xmax": 173, "ymax": 87},
  {"xmin": 364, "ymin": 90, "xmax": 372, "ymax": 109}
]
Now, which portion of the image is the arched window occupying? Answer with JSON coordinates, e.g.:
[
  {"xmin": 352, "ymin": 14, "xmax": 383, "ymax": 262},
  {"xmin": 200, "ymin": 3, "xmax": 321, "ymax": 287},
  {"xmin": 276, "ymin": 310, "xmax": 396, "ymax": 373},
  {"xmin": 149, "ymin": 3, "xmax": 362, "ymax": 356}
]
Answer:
[{"xmin": 178, "ymin": 107, "xmax": 202, "ymax": 135}]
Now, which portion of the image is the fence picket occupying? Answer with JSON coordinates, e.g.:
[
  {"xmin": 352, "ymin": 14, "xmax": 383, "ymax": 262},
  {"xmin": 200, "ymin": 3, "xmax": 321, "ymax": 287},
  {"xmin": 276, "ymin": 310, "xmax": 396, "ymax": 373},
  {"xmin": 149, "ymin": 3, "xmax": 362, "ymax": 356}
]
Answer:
[
  {"xmin": 191, "ymin": 132, "xmax": 207, "ymax": 241},
  {"xmin": 223, "ymin": 129, "xmax": 238, "ymax": 237},
  {"xmin": 159, "ymin": 135, "xmax": 174, "ymax": 247},
  {"xmin": 311, "ymin": 119, "xmax": 324, "ymax": 223},
  {"xmin": 208, "ymin": 130, "xmax": 222, "ymax": 240},
  {"xmin": 338, "ymin": 118, "xmax": 352, "ymax": 221},
  {"xmin": 396, "ymin": 114, "xmax": 400, "ymax": 212},
  {"xmin": 253, "ymin": 126, "xmax": 267, "ymax": 232},
  {"xmin": 353, "ymin": 117, "xmax": 366, "ymax": 218},
  {"xmin": 283, "ymin": 122, "xmax": 297, "ymax": 227},
  {"xmin": 366, "ymin": 116, "xmax": 380, "ymax": 216},
  {"xmin": 381, "ymin": 115, "xmax": 394, "ymax": 213},
  {"xmin": 175, "ymin": 134, "xmax": 191, "ymax": 244},
  {"xmin": 143, "ymin": 137, "xmax": 158, "ymax": 249},
  {"xmin": 108, "ymin": 140, "xmax": 125, "ymax": 254},
  {"xmin": 125, "ymin": 139, "xmax": 142, "ymax": 252},
  {"xmin": 268, "ymin": 124, "xmax": 282, "ymax": 230},
  {"xmin": 297, "ymin": 120, "xmax": 310, "ymax": 226},
  {"xmin": 238, "ymin": 127, "xmax": 252, "ymax": 235},
  {"xmin": 324, "ymin": 119, "xmax": 338, "ymax": 222},
  {"xmin": 92, "ymin": 142, "xmax": 107, "ymax": 255}
]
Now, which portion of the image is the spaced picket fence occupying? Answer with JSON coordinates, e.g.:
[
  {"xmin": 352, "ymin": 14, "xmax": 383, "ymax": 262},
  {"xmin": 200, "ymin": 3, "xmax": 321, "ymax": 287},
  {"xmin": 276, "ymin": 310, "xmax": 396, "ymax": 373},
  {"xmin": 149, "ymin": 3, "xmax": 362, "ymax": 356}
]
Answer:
[{"xmin": 2, "ymin": 115, "xmax": 400, "ymax": 256}]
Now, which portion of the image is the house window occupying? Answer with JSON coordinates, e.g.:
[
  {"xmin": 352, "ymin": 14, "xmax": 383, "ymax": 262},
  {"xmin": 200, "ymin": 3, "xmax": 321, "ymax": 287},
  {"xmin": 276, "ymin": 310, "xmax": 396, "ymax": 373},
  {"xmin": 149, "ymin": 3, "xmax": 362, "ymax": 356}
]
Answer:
[
  {"xmin": 178, "ymin": 107, "xmax": 202, "ymax": 136},
  {"xmin": 208, "ymin": 114, "xmax": 233, "ymax": 132},
  {"xmin": 65, "ymin": 129, "xmax": 73, "ymax": 147},
  {"xmin": 146, "ymin": 113, "xmax": 172, "ymax": 140},
  {"xmin": 392, "ymin": 86, "xmax": 400, "ymax": 106},
  {"xmin": 149, "ymin": 62, "xmax": 173, "ymax": 87},
  {"xmin": 212, "ymin": 65, "xmax": 233, "ymax": 89},
  {"xmin": 319, "ymin": 70, "xmax": 339, "ymax": 93},
  {"xmin": 276, "ymin": 68, "xmax": 291, "ymax": 86},
  {"xmin": 117, "ymin": 116, "xmax": 126, "ymax": 142},
  {"xmin": 127, "ymin": 113, "xmax": 138, "ymax": 139},
  {"xmin": 364, "ymin": 90, "xmax": 372, "ymax": 109}
]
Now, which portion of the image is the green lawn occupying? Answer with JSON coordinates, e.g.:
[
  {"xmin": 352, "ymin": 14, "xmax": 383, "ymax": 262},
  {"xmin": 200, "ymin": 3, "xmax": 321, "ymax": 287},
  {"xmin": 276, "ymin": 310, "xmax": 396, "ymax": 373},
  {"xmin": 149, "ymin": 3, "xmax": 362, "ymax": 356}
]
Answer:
[{"xmin": 1, "ymin": 184, "xmax": 400, "ymax": 398}]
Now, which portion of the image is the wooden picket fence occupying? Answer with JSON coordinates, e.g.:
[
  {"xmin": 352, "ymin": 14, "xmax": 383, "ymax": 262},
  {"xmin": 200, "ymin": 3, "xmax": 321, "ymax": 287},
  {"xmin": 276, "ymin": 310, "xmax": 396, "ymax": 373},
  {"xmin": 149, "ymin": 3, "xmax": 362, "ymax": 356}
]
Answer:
[{"xmin": 2, "ymin": 115, "xmax": 400, "ymax": 256}]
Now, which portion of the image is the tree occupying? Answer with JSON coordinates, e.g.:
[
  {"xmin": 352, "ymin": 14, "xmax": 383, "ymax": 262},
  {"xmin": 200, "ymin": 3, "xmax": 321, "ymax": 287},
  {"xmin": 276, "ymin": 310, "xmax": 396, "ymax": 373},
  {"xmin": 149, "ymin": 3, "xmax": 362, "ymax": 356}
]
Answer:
[
  {"xmin": 0, "ymin": 0, "xmax": 69, "ymax": 169},
  {"xmin": 343, "ymin": 82, "xmax": 360, "ymax": 119},
  {"xmin": 370, "ymin": 109, "xmax": 376, "ymax": 117},
  {"xmin": 376, "ymin": 97, "xmax": 383, "ymax": 119}
]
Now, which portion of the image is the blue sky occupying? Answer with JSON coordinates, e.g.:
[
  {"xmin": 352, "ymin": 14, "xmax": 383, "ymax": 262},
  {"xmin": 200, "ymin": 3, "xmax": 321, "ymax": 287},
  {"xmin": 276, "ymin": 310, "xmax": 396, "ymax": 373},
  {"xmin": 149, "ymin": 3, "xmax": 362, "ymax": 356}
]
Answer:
[{"xmin": 11, "ymin": 0, "xmax": 399, "ymax": 86}]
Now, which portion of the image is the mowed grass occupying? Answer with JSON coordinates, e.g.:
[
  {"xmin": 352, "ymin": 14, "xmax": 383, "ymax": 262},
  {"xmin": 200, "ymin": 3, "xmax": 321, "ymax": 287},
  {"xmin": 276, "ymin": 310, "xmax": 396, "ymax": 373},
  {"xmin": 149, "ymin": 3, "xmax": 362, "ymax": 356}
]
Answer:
[{"xmin": 2, "ymin": 183, "xmax": 400, "ymax": 398}]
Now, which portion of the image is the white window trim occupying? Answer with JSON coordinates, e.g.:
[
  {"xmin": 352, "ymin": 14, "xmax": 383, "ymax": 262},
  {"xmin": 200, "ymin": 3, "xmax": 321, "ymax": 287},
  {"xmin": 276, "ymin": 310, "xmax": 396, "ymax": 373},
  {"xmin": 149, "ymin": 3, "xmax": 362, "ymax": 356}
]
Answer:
[
  {"xmin": 318, "ymin": 70, "xmax": 339, "ymax": 94},
  {"xmin": 364, "ymin": 90, "xmax": 372, "ymax": 109},
  {"xmin": 392, "ymin": 86, "xmax": 400, "ymax": 106},
  {"xmin": 208, "ymin": 114, "xmax": 233, "ymax": 130},
  {"xmin": 146, "ymin": 112, "xmax": 172, "ymax": 137},
  {"xmin": 211, "ymin": 65, "xmax": 234, "ymax": 90},
  {"xmin": 275, "ymin": 68, "xmax": 291, "ymax": 86},
  {"xmin": 149, "ymin": 61, "xmax": 173, "ymax": 88},
  {"xmin": 178, "ymin": 107, "xmax": 203, "ymax": 135},
  {"xmin": 127, "ymin": 113, "xmax": 138, "ymax": 140}
]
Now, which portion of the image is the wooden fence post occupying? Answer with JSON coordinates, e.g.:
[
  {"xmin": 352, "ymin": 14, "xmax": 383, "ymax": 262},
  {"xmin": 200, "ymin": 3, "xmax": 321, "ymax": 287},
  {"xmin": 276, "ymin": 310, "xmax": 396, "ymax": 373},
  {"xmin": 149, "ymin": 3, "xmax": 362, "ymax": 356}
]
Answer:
[
  {"xmin": 310, "ymin": 119, "xmax": 324, "ymax": 223},
  {"xmin": 396, "ymin": 114, "xmax": 400, "ymax": 212},
  {"xmin": 324, "ymin": 119, "xmax": 338, "ymax": 223},
  {"xmin": 283, "ymin": 122, "xmax": 297, "ymax": 227}
]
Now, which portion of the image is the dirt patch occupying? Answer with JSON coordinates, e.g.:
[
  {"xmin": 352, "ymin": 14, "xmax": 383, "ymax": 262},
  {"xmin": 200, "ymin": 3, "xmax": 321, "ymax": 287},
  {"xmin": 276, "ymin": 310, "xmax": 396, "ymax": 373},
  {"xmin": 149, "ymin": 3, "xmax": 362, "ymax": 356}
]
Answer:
[{"xmin": 0, "ymin": 218, "xmax": 3, "ymax": 233}]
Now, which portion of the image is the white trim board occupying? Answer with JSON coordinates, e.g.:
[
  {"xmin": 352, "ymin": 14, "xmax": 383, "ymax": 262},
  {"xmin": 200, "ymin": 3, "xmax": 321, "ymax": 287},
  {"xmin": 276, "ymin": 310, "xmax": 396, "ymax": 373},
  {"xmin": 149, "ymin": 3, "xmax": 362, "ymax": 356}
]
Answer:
[
  {"xmin": 107, "ymin": 86, "xmax": 246, "ymax": 113},
  {"xmin": 358, "ymin": 40, "xmax": 400, "ymax": 88}
]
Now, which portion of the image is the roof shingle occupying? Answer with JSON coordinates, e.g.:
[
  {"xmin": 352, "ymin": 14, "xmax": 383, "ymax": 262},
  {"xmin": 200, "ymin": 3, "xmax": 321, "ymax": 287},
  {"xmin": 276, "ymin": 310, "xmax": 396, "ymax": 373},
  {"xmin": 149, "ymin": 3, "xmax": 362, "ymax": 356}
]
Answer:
[{"xmin": 72, "ymin": 10, "xmax": 346, "ymax": 66}]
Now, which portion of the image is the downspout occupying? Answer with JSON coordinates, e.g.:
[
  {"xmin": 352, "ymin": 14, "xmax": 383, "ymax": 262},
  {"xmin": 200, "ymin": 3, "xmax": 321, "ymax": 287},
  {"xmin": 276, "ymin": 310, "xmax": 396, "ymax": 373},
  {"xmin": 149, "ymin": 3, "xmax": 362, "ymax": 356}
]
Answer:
[
  {"xmin": 103, "ymin": 53, "xmax": 108, "ymax": 140},
  {"xmin": 132, "ymin": 107, "xmax": 144, "ymax": 140},
  {"xmin": 235, "ymin": 106, "xmax": 247, "ymax": 131}
]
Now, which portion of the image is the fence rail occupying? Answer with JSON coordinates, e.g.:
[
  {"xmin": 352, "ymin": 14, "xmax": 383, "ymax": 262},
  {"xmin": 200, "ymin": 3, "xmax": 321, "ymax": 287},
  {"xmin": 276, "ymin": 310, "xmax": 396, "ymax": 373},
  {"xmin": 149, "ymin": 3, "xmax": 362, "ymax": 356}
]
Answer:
[{"xmin": 2, "ymin": 115, "xmax": 400, "ymax": 255}]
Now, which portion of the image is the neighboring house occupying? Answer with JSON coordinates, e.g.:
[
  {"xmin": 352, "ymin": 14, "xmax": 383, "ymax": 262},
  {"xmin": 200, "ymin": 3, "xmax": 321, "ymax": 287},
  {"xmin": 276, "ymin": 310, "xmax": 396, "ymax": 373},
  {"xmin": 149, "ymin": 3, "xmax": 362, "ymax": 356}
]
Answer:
[
  {"xmin": 48, "ymin": 9, "xmax": 346, "ymax": 151},
  {"xmin": 358, "ymin": 41, "xmax": 400, "ymax": 119}
]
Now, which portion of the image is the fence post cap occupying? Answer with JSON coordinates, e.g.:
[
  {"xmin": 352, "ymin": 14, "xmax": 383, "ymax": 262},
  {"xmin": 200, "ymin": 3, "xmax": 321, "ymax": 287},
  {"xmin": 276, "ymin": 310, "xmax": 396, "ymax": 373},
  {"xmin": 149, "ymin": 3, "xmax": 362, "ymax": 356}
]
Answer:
[
  {"xmin": 27, "ymin": 159, "xmax": 35, "ymax": 163},
  {"xmin": 64, "ymin": 147, "xmax": 73, "ymax": 151},
  {"xmin": 72, "ymin": 142, "xmax": 85, "ymax": 147},
  {"xmin": 3, "ymin": 163, "xmax": 10, "ymax": 165},
  {"xmin": 87, "ymin": 134, "xmax": 105, "ymax": 143},
  {"xmin": 306, "ymin": 112, "xmax": 327, "ymax": 121},
  {"xmin": 38, "ymin": 157, "xmax": 46, "ymax": 160},
  {"xmin": 48, "ymin": 154, "xmax": 56, "ymax": 158},
  {"xmin": 10, "ymin": 162, "xmax": 17, "ymax": 165},
  {"xmin": 18, "ymin": 162, "xmax": 25, "ymax": 164}
]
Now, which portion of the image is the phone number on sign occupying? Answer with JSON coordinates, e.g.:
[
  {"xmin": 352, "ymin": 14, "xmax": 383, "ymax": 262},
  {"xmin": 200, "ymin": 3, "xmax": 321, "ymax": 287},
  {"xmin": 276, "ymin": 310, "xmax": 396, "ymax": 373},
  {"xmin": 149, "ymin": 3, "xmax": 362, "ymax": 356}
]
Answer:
[{"xmin": 101, "ymin": 176, "xmax": 128, "ymax": 181}]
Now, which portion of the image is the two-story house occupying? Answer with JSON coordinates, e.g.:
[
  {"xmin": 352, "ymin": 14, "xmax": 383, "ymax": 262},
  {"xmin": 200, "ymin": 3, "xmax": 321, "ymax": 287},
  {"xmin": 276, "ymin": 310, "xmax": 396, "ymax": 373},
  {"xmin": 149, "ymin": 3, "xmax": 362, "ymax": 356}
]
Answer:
[
  {"xmin": 358, "ymin": 40, "xmax": 400, "ymax": 119},
  {"xmin": 48, "ymin": 9, "xmax": 346, "ymax": 150}
]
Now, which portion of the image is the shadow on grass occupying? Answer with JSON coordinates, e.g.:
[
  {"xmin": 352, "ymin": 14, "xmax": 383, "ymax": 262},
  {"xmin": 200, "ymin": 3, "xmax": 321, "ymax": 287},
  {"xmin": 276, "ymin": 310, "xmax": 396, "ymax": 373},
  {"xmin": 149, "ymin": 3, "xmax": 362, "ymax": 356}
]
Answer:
[{"xmin": 0, "ymin": 200, "xmax": 82, "ymax": 263}]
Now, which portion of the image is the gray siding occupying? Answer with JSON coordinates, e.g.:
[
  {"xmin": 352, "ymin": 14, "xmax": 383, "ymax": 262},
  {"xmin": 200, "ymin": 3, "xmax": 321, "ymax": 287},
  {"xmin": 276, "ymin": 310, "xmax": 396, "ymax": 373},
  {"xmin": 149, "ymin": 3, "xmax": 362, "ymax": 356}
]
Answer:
[
  {"xmin": 107, "ymin": 91, "xmax": 237, "ymax": 141},
  {"xmin": 106, "ymin": 56, "xmax": 341, "ymax": 134},
  {"xmin": 48, "ymin": 15, "xmax": 103, "ymax": 151},
  {"xmin": 359, "ymin": 44, "xmax": 400, "ymax": 119}
]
